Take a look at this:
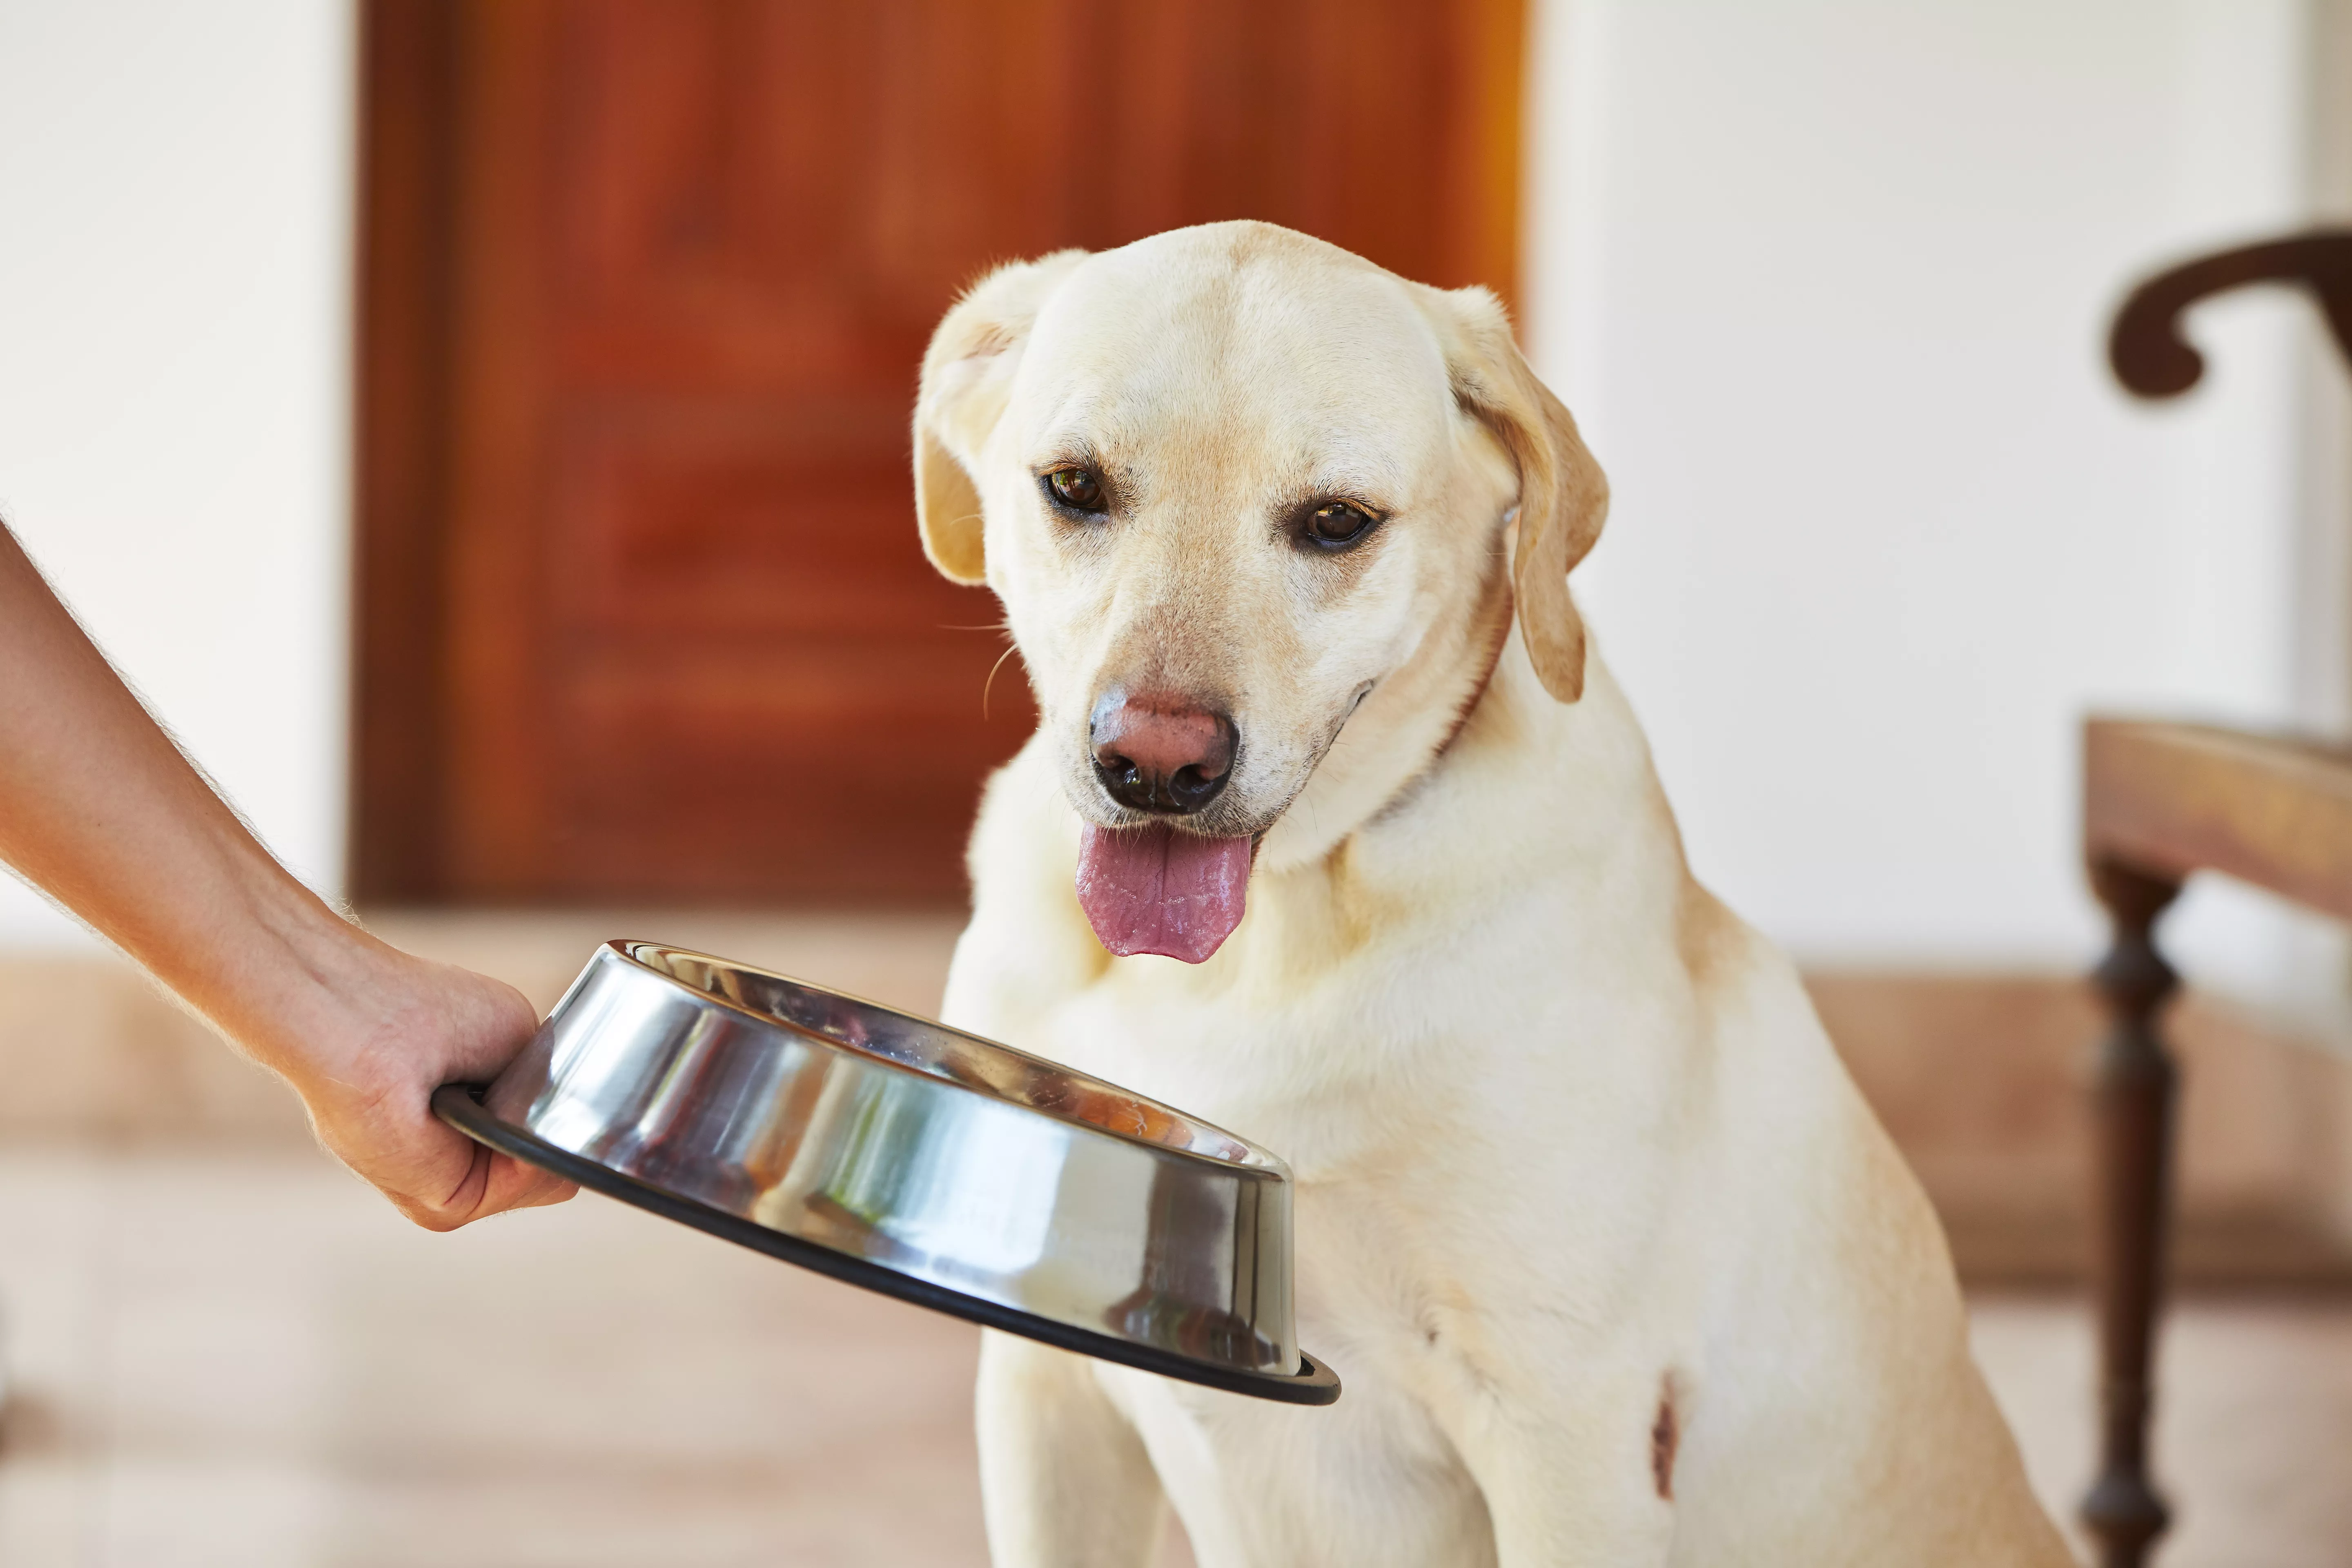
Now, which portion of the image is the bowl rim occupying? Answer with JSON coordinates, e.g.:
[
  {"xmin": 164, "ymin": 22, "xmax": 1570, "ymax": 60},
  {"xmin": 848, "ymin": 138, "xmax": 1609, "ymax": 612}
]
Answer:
[
  {"xmin": 433, "ymin": 1082, "xmax": 1341, "ymax": 1405},
  {"xmin": 597, "ymin": 939, "xmax": 1289, "ymax": 1176}
]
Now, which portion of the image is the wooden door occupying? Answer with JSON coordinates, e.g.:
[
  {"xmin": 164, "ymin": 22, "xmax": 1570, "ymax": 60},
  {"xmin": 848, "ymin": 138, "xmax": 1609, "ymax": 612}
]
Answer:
[{"xmin": 355, "ymin": 0, "xmax": 1523, "ymax": 903}]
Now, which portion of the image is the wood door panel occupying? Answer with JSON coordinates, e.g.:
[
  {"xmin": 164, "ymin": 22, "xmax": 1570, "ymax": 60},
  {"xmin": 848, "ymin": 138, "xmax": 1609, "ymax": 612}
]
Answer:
[
  {"xmin": 550, "ymin": 1, "xmax": 1066, "ymax": 390},
  {"xmin": 556, "ymin": 639, "xmax": 1029, "ymax": 897},
  {"xmin": 550, "ymin": 399, "xmax": 980, "ymax": 636},
  {"xmin": 355, "ymin": 0, "xmax": 1521, "ymax": 902}
]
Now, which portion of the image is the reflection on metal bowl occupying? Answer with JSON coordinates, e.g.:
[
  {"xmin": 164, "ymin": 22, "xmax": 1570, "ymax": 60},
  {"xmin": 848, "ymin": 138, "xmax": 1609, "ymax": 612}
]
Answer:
[{"xmin": 435, "ymin": 940, "xmax": 1338, "ymax": 1404}]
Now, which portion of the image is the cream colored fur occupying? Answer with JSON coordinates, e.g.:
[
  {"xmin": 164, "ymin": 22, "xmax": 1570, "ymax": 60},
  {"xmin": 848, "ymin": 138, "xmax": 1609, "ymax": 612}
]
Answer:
[{"xmin": 915, "ymin": 221, "xmax": 2072, "ymax": 1568}]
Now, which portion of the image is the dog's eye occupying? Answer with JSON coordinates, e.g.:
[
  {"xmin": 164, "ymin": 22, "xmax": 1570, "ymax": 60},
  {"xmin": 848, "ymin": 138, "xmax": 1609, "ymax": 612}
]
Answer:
[
  {"xmin": 1045, "ymin": 468, "xmax": 1108, "ymax": 514},
  {"xmin": 1304, "ymin": 501, "xmax": 1376, "ymax": 549}
]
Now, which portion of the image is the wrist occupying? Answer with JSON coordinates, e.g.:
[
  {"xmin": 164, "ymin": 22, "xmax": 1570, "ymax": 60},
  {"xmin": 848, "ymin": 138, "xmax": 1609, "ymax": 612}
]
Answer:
[{"xmin": 158, "ymin": 851, "xmax": 400, "ymax": 1091}]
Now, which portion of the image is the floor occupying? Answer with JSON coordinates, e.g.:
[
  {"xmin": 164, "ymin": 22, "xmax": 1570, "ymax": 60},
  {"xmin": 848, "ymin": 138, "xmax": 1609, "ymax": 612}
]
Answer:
[
  {"xmin": 0, "ymin": 913, "xmax": 2346, "ymax": 1564},
  {"xmin": 2, "ymin": 1143, "xmax": 2350, "ymax": 1567},
  {"xmin": 0, "ymin": 1145, "xmax": 989, "ymax": 1568}
]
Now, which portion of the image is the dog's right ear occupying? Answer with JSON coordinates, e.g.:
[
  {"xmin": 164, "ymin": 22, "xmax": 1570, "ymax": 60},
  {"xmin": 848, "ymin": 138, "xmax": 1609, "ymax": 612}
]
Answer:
[{"xmin": 912, "ymin": 251, "xmax": 1089, "ymax": 586}]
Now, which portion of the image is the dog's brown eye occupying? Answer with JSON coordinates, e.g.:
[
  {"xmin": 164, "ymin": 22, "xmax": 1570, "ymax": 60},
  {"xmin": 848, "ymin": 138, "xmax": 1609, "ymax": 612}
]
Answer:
[
  {"xmin": 1305, "ymin": 501, "xmax": 1376, "ymax": 548},
  {"xmin": 1047, "ymin": 468, "xmax": 1107, "ymax": 514}
]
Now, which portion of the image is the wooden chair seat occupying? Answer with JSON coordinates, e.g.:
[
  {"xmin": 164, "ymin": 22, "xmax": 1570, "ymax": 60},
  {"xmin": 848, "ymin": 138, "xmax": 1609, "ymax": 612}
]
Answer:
[{"xmin": 2087, "ymin": 719, "xmax": 2352, "ymax": 922}]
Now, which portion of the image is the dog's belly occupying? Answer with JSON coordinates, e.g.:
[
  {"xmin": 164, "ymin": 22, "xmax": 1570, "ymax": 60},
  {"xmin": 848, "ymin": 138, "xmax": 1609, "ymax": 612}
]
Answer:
[{"xmin": 1097, "ymin": 1359, "xmax": 1495, "ymax": 1568}]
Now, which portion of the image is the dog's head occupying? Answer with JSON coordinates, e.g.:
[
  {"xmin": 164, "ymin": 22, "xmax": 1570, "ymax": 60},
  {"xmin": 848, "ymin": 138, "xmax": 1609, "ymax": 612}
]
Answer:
[{"xmin": 914, "ymin": 222, "xmax": 1607, "ymax": 963}]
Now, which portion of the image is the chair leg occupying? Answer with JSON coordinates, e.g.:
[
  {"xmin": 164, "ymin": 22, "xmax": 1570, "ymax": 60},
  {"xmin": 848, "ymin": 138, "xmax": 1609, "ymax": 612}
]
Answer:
[{"xmin": 2080, "ymin": 857, "xmax": 2183, "ymax": 1568}]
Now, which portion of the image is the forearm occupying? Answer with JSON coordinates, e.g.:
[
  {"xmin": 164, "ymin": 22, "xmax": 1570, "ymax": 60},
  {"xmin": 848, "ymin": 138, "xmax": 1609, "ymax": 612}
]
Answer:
[
  {"xmin": 0, "ymin": 523, "xmax": 370, "ymax": 1071},
  {"xmin": 0, "ymin": 521, "xmax": 568, "ymax": 1225}
]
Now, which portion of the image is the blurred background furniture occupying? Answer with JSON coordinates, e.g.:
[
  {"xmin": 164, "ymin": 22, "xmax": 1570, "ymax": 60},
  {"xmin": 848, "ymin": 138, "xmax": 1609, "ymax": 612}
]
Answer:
[{"xmin": 2086, "ymin": 229, "xmax": 2352, "ymax": 1568}]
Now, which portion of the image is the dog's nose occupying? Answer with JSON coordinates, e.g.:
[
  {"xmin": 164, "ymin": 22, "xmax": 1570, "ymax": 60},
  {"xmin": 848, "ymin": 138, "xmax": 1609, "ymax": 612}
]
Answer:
[{"xmin": 1090, "ymin": 693, "xmax": 1238, "ymax": 815}]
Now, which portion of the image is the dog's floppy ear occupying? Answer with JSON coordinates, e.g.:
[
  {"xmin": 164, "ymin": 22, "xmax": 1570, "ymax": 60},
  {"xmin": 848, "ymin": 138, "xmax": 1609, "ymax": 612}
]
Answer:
[
  {"xmin": 1420, "ymin": 285, "xmax": 1610, "ymax": 704},
  {"xmin": 912, "ymin": 251, "xmax": 1089, "ymax": 585}
]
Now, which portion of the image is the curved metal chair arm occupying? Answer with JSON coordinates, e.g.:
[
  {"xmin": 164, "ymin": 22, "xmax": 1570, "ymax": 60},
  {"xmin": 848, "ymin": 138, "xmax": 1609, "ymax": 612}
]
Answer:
[{"xmin": 2109, "ymin": 228, "xmax": 2352, "ymax": 399}]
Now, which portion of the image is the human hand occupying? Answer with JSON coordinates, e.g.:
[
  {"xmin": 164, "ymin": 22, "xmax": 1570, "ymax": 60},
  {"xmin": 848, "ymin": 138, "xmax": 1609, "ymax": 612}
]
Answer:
[{"xmin": 253, "ymin": 934, "xmax": 579, "ymax": 1230}]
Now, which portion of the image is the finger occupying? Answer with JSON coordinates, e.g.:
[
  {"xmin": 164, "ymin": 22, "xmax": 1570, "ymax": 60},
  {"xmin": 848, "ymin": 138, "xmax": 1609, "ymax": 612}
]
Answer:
[
  {"xmin": 477, "ymin": 1152, "xmax": 577, "ymax": 1216},
  {"xmin": 334, "ymin": 1091, "xmax": 566, "ymax": 1231},
  {"xmin": 402, "ymin": 1144, "xmax": 573, "ymax": 1229},
  {"xmin": 396, "ymin": 1138, "xmax": 496, "ymax": 1233},
  {"xmin": 508, "ymin": 1178, "xmax": 577, "ymax": 1213}
]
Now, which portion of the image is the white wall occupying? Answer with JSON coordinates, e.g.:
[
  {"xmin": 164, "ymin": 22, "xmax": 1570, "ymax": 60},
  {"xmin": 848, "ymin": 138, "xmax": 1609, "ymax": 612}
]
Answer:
[
  {"xmin": 0, "ymin": 0, "xmax": 354, "ymax": 948},
  {"xmin": 1528, "ymin": 0, "xmax": 2346, "ymax": 1004}
]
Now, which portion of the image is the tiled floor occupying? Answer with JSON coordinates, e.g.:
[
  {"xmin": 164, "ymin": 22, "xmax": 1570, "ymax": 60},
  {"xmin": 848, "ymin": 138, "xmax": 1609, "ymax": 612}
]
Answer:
[
  {"xmin": 0, "ymin": 1145, "xmax": 990, "ymax": 1568},
  {"xmin": 0, "ymin": 1140, "xmax": 2349, "ymax": 1565}
]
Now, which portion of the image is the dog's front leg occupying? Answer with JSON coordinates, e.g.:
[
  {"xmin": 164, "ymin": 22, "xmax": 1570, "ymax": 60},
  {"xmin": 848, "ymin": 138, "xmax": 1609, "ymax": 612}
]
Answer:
[
  {"xmin": 976, "ymin": 1330, "xmax": 1167, "ymax": 1568},
  {"xmin": 1454, "ymin": 1378, "xmax": 1678, "ymax": 1568}
]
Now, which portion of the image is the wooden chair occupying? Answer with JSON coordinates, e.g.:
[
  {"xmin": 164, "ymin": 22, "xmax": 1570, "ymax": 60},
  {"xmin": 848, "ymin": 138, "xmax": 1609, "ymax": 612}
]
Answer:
[{"xmin": 2083, "ymin": 229, "xmax": 2352, "ymax": 1568}]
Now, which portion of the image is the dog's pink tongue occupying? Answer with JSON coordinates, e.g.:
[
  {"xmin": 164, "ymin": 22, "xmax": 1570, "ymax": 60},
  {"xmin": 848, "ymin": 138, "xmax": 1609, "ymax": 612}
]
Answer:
[{"xmin": 1076, "ymin": 823, "xmax": 1252, "ymax": 964}]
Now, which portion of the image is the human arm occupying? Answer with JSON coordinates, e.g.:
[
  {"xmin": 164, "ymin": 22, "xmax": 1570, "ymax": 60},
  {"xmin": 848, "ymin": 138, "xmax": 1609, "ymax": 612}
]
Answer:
[{"xmin": 0, "ymin": 520, "xmax": 572, "ymax": 1227}]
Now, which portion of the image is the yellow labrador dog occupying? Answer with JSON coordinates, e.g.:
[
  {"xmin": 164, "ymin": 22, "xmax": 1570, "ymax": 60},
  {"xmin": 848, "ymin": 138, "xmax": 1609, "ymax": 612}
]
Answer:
[{"xmin": 913, "ymin": 221, "xmax": 2071, "ymax": 1568}]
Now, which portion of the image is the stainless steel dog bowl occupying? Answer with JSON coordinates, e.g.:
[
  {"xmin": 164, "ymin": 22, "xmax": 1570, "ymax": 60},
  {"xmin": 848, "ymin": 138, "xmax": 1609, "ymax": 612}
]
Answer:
[{"xmin": 434, "ymin": 940, "xmax": 1338, "ymax": 1403}]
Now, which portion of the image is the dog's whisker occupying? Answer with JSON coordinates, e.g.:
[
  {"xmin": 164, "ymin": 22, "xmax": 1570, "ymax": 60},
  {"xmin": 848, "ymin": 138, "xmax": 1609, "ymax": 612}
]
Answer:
[{"xmin": 981, "ymin": 639, "xmax": 1021, "ymax": 721}]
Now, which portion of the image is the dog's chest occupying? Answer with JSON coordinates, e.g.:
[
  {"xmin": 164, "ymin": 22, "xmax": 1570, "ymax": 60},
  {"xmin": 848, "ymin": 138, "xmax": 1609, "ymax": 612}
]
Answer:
[
  {"xmin": 1022, "ymin": 937, "xmax": 1523, "ymax": 1175},
  {"xmin": 1026, "ymin": 966, "xmax": 1523, "ymax": 1565}
]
